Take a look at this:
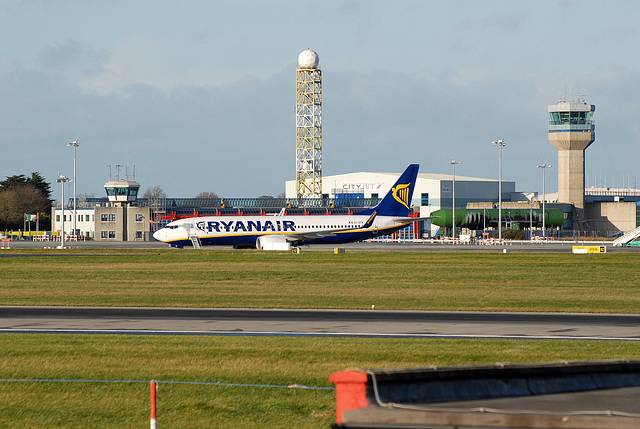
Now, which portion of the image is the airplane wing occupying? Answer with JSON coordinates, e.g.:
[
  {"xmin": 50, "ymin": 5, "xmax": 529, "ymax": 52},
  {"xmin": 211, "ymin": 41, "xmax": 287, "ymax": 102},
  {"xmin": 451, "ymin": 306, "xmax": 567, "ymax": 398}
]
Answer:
[
  {"xmin": 280, "ymin": 211, "xmax": 380, "ymax": 242},
  {"xmin": 281, "ymin": 229, "xmax": 343, "ymax": 242}
]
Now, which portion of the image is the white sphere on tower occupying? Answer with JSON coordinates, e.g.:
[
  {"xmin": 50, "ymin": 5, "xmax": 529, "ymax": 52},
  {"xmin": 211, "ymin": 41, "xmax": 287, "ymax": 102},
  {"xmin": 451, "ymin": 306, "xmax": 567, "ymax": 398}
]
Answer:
[{"xmin": 297, "ymin": 49, "xmax": 319, "ymax": 69}]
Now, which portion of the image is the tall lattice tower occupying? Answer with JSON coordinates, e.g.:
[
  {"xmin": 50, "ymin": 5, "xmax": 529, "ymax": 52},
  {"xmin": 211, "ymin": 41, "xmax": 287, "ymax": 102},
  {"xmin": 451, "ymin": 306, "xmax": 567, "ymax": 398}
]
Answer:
[{"xmin": 295, "ymin": 49, "xmax": 322, "ymax": 197}]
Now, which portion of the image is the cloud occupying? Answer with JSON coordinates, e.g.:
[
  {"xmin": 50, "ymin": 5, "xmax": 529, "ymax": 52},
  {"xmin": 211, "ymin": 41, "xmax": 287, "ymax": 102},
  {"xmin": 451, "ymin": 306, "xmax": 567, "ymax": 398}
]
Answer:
[
  {"xmin": 1, "ymin": 38, "xmax": 639, "ymax": 200},
  {"xmin": 38, "ymin": 39, "xmax": 108, "ymax": 72}
]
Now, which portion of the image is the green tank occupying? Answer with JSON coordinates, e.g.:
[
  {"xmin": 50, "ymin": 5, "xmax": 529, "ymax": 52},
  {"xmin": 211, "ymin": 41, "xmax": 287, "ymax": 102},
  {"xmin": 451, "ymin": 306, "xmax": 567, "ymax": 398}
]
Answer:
[{"xmin": 430, "ymin": 208, "xmax": 564, "ymax": 229}]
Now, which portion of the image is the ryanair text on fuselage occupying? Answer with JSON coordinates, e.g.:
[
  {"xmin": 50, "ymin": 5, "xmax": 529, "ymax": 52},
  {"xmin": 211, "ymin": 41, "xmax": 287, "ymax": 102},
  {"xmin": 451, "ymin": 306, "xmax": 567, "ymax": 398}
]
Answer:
[{"xmin": 197, "ymin": 219, "xmax": 296, "ymax": 233}]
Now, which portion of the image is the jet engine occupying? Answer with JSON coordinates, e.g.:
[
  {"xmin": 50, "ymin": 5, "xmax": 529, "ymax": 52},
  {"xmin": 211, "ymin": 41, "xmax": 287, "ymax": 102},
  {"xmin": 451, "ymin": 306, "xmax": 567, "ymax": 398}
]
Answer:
[{"xmin": 255, "ymin": 235, "xmax": 292, "ymax": 251}]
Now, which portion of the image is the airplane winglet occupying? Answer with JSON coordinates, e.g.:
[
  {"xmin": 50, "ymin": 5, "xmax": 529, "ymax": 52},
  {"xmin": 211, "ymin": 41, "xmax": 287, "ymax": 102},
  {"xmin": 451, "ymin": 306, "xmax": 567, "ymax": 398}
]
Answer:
[{"xmin": 362, "ymin": 211, "xmax": 378, "ymax": 229}]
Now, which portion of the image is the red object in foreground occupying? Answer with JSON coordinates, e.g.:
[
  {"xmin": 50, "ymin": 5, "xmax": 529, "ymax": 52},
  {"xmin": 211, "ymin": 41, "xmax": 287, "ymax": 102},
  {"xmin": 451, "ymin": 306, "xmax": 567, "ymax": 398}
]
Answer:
[
  {"xmin": 329, "ymin": 370, "xmax": 369, "ymax": 424},
  {"xmin": 150, "ymin": 380, "xmax": 157, "ymax": 429}
]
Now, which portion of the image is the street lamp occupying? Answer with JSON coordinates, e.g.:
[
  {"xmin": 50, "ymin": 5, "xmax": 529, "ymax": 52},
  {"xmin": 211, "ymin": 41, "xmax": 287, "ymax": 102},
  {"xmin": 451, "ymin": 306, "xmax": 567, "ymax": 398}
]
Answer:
[
  {"xmin": 492, "ymin": 139, "xmax": 506, "ymax": 240},
  {"xmin": 537, "ymin": 163, "xmax": 552, "ymax": 238},
  {"xmin": 67, "ymin": 139, "xmax": 79, "ymax": 237},
  {"xmin": 450, "ymin": 159, "xmax": 462, "ymax": 240},
  {"xmin": 56, "ymin": 175, "xmax": 69, "ymax": 248}
]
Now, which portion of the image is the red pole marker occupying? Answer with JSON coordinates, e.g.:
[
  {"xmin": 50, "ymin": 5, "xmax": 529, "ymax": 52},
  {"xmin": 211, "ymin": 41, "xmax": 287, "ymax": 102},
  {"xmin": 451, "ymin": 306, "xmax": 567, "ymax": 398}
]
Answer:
[{"xmin": 150, "ymin": 380, "xmax": 157, "ymax": 429}]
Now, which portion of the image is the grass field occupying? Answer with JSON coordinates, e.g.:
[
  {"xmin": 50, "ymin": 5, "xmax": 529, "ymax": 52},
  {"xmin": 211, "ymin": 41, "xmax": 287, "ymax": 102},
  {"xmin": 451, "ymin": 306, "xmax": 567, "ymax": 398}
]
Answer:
[
  {"xmin": 1, "ymin": 249, "xmax": 640, "ymax": 427},
  {"xmin": 2, "ymin": 334, "xmax": 640, "ymax": 428},
  {"xmin": 1, "ymin": 249, "xmax": 640, "ymax": 312}
]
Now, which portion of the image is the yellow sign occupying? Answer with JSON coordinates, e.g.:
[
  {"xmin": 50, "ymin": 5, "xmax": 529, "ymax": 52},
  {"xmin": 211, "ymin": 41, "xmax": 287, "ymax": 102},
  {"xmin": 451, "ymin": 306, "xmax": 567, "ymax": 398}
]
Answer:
[{"xmin": 572, "ymin": 246, "xmax": 606, "ymax": 254}]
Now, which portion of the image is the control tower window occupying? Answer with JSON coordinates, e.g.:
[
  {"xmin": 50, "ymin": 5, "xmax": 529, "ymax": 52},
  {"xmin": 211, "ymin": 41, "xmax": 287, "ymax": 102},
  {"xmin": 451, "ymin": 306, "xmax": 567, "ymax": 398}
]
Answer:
[{"xmin": 549, "ymin": 111, "xmax": 592, "ymax": 125}]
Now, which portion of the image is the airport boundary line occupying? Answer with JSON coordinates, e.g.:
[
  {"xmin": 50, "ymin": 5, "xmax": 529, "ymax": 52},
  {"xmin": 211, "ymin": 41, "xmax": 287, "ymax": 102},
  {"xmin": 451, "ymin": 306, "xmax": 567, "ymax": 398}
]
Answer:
[{"xmin": 1, "ymin": 328, "xmax": 639, "ymax": 341}]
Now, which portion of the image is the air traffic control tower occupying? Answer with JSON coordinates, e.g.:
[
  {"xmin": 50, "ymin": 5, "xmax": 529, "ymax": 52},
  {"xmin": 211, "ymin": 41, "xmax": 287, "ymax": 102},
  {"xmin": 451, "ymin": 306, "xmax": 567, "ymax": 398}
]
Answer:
[
  {"xmin": 548, "ymin": 96, "xmax": 595, "ymax": 216},
  {"xmin": 97, "ymin": 167, "xmax": 149, "ymax": 241}
]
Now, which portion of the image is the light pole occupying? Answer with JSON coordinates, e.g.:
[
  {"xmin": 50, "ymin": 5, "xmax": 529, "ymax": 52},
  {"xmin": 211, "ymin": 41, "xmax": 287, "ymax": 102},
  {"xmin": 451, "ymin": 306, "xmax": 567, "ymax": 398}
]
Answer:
[
  {"xmin": 56, "ymin": 175, "xmax": 69, "ymax": 248},
  {"xmin": 537, "ymin": 163, "xmax": 552, "ymax": 238},
  {"xmin": 492, "ymin": 139, "xmax": 506, "ymax": 239},
  {"xmin": 67, "ymin": 140, "xmax": 79, "ymax": 237},
  {"xmin": 450, "ymin": 159, "xmax": 462, "ymax": 240}
]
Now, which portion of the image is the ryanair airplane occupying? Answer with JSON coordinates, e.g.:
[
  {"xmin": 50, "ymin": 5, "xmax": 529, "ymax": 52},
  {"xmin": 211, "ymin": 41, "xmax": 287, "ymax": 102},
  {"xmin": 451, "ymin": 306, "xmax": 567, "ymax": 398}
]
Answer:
[{"xmin": 153, "ymin": 164, "xmax": 423, "ymax": 250}]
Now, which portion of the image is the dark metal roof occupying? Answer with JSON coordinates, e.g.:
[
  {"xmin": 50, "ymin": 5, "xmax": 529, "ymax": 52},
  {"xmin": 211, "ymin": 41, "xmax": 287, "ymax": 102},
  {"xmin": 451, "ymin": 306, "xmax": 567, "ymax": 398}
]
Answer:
[{"xmin": 334, "ymin": 360, "xmax": 640, "ymax": 429}]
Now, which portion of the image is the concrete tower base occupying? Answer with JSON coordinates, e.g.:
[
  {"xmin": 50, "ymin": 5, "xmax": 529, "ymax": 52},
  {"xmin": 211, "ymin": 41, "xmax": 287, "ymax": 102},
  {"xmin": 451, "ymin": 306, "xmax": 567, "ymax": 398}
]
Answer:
[{"xmin": 549, "ymin": 130, "xmax": 594, "ymax": 209}]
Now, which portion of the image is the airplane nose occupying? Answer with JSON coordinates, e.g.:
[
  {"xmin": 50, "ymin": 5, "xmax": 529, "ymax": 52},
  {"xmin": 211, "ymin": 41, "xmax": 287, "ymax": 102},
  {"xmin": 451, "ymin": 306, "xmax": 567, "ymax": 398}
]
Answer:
[{"xmin": 152, "ymin": 229, "xmax": 165, "ymax": 241}]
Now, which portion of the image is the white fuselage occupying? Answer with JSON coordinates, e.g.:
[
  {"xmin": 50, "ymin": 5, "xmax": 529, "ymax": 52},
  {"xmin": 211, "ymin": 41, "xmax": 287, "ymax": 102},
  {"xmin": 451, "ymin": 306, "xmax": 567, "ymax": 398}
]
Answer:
[{"xmin": 153, "ymin": 213, "xmax": 412, "ymax": 248}]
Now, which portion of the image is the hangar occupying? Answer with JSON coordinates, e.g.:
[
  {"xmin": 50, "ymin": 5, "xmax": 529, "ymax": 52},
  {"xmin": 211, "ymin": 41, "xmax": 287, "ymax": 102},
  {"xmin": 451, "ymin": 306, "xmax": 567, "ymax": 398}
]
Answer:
[{"xmin": 287, "ymin": 170, "xmax": 521, "ymax": 237}]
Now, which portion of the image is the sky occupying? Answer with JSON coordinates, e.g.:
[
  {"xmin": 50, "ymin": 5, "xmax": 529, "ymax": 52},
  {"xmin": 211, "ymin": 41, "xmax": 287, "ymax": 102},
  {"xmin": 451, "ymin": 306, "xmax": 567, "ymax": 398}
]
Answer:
[{"xmin": 1, "ymin": 0, "xmax": 639, "ymax": 202}]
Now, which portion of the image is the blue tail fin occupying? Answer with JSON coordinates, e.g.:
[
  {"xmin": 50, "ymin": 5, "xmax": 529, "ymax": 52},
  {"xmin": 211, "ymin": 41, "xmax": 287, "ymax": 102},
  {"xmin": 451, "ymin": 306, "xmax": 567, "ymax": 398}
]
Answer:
[{"xmin": 359, "ymin": 164, "xmax": 419, "ymax": 217}]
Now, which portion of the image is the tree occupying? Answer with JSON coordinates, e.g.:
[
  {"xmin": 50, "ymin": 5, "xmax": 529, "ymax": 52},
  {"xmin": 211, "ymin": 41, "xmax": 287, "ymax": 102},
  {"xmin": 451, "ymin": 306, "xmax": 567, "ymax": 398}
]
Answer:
[
  {"xmin": 0, "ymin": 174, "xmax": 27, "ymax": 189},
  {"xmin": 195, "ymin": 191, "xmax": 219, "ymax": 199},
  {"xmin": 0, "ymin": 184, "xmax": 51, "ymax": 230},
  {"xmin": 0, "ymin": 172, "xmax": 52, "ymax": 204},
  {"xmin": 142, "ymin": 186, "xmax": 167, "ymax": 199},
  {"xmin": 0, "ymin": 172, "xmax": 53, "ymax": 230},
  {"xmin": 77, "ymin": 192, "xmax": 96, "ymax": 204}
]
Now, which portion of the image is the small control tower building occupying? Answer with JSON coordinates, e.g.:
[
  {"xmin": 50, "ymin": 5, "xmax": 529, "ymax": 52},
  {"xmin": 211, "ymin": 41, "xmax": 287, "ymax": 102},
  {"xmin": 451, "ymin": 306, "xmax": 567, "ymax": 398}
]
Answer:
[
  {"xmin": 295, "ymin": 49, "xmax": 322, "ymax": 198},
  {"xmin": 95, "ymin": 165, "xmax": 149, "ymax": 241},
  {"xmin": 548, "ymin": 96, "xmax": 595, "ymax": 217},
  {"xmin": 104, "ymin": 178, "xmax": 140, "ymax": 206}
]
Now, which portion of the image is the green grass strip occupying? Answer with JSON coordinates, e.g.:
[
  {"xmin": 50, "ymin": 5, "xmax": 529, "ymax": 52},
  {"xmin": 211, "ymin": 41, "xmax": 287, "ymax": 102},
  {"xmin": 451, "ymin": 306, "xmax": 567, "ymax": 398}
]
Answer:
[
  {"xmin": 1, "ymin": 249, "xmax": 639, "ymax": 312},
  {"xmin": 2, "ymin": 333, "xmax": 640, "ymax": 428}
]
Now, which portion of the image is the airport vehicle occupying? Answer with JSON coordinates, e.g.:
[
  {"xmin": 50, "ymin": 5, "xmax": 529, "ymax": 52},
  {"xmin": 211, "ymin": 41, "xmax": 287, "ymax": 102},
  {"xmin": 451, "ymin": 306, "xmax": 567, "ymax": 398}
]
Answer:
[{"xmin": 153, "ymin": 164, "xmax": 424, "ymax": 250}]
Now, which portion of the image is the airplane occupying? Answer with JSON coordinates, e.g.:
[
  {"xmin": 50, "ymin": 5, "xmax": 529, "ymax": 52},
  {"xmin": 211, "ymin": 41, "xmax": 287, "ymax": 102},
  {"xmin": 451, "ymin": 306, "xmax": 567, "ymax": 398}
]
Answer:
[{"xmin": 153, "ymin": 164, "xmax": 425, "ymax": 250}]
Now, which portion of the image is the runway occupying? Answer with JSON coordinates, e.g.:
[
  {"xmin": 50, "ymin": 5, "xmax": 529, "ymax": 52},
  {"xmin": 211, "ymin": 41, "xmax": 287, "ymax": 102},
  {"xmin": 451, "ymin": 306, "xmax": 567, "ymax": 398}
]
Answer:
[{"xmin": 1, "ymin": 307, "xmax": 639, "ymax": 341}]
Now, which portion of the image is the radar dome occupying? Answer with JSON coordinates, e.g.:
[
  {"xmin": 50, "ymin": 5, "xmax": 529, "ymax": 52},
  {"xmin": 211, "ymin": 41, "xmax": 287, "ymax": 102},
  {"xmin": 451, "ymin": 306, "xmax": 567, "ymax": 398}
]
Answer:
[{"xmin": 297, "ymin": 49, "xmax": 319, "ymax": 69}]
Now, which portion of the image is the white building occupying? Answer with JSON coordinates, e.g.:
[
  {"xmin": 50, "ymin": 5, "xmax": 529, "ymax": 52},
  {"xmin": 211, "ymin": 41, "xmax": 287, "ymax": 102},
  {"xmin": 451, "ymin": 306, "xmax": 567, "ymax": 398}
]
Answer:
[
  {"xmin": 51, "ymin": 207, "xmax": 95, "ymax": 239},
  {"xmin": 286, "ymin": 170, "xmax": 517, "ymax": 218}
]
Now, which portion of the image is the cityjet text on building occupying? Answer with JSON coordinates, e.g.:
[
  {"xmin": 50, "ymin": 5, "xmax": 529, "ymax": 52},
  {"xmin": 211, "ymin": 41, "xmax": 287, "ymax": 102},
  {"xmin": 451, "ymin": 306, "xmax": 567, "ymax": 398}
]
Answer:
[{"xmin": 341, "ymin": 183, "xmax": 383, "ymax": 191}]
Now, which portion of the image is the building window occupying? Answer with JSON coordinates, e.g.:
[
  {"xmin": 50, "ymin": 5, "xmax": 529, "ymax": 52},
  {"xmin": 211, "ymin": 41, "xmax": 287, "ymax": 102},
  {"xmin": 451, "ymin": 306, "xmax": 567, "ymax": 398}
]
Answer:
[
  {"xmin": 85, "ymin": 215, "xmax": 90, "ymax": 222},
  {"xmin": 421, "ymin": 193, "xmax": 429, "ymax": 206},
  {"xmin": 109, "ymin": 231, "xmax": 116, "ymax": 238},
  {"xmin": 135, "ymin": 214, "xmax": 143, "ymax": 222},
  {"xmin": 101, "ymin": 231, "xmax": 107, "ymax": 238},
  {"xmin": 56, "ymin": 215, "xmax": 60, "ymax": 222},
  {"xmin": 101, "ymin": 230, "xmax": 116, "ymax": 239},
  {"xmin": 101, "ymin": 214, "xmax": 108, "ymax": 222},
  {"xmin": 109, "ymin": 214, "xmax": 116, "ymax": 222},
  {"xmin": 136, "ymin": 231, "xmax": 143, "ymax": 239}
]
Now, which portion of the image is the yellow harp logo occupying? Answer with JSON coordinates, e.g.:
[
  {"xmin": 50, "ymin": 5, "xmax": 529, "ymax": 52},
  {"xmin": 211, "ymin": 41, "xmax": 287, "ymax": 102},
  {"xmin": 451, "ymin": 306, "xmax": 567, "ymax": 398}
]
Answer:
[{"xmin": 392, "ymin": 183, "xmax": 411, "ymax": 209}]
